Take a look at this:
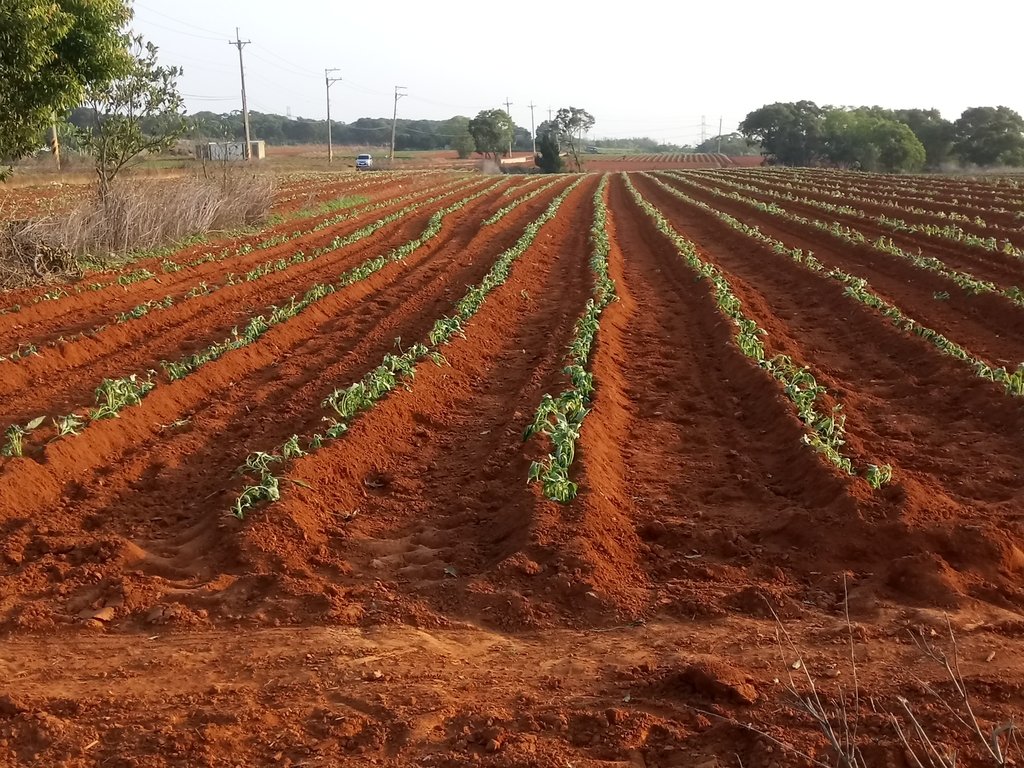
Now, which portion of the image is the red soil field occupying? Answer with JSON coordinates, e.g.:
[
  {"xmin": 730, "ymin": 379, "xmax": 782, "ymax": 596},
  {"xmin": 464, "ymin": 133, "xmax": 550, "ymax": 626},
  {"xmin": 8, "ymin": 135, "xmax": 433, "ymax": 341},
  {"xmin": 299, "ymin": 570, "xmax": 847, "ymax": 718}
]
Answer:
[{"xmin": 2, "ymin": 169, "xmax": 1024, "ymax": 767}]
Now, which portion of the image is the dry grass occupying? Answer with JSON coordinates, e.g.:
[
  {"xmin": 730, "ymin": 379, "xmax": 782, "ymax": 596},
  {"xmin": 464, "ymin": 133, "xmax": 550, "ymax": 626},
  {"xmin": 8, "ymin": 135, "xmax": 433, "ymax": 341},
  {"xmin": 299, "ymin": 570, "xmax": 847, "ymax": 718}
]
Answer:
[{"xmin": 0, "ymin": 175, "xmax": 274, "ymax": 288}]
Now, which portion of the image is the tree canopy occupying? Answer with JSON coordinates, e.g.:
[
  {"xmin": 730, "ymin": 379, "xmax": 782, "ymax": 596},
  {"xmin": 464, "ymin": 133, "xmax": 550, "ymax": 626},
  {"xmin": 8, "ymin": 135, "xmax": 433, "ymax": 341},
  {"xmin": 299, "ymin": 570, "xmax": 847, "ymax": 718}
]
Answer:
[
  {"xmin": 77, "ymin": 36, "xmax": 186, "ymax": 194},
  {"xmin": 0, "ymin": 0, "xmax": 132, "ymax": 178},
  {"xmin": 740, "ymin": 101, "xmax": 1024, "ymax": 170},
  {"xmin": 953, "ymin": 106, "xmax": 1024, "ymax": 167},
  {"xmin": 534, "ymin": 119, "xmax": 563, "ymax": 173},
  {"xmin": 468, "ymin": 109, "xmax": 513, "ymax": 162},
  {"xmin": 553, "ymin": 107, "xmax": 595, "ymax": 171}
]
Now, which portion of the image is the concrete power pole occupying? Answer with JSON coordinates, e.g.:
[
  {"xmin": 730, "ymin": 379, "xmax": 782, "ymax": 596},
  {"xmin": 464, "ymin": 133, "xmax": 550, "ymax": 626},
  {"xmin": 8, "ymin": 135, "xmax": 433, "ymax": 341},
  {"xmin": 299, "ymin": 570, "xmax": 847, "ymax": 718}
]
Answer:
[
  {"xmin": 528, "ymin": 101, "xmax": 537, "ymax": 156},
  {"xmin": 229, "ymin": 28, "xmax": 252, "ymax": 160},
  {"xmin": 503, "ymin": 97, "xmax": 513, "ymax": 157},
  {"xmin": 717, "ymin": 117, "xmax": 723, "ymax": 155},
  {"xmin": 389, "ymin": 86, "xmax": 407, "ymax": 162},
  {"xmin": 325, "ymin": 68, "xmax": 342, "ymax": 163}
]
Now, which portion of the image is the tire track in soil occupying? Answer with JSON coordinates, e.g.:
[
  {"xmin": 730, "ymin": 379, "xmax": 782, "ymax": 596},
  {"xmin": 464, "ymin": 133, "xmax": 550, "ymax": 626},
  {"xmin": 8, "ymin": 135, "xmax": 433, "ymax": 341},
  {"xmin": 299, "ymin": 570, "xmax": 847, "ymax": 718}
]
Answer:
[
  {"xmin": 0, "ymin": 177, "xmax": 580, "ymax": 630},
  {"xmin": 233, "ymin": 176, "xmax": 606, "ymax": 631},
  {"xmin": 692, "ymin": 172, "xmax": 1024, "ymax": 292},
  {"xmin": 630, "ymin": 174, "xmax": 1024, "ymax": 612},
  {"xmin": 0, "ymin": 174, "xmax": 476, "ymax": 347},
  {"xmin": 587, "ymin": 175, "xmax": 862, "ymax": 620},
  {"xmin": 657, "ymin": 173, "xmax": 1024, "ymax": 368},
  {"xmin": 0, "ymin": 179, "xmax": 507, "ymax": 427}
]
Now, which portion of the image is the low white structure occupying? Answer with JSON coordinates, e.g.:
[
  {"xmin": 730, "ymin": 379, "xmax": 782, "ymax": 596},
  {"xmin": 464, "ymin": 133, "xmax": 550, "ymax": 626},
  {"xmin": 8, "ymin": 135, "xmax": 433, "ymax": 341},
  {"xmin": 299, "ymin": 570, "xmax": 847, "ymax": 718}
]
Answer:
[{"xmin": 195, "ymin": 140, "xmax": 266, "ymax": 161}]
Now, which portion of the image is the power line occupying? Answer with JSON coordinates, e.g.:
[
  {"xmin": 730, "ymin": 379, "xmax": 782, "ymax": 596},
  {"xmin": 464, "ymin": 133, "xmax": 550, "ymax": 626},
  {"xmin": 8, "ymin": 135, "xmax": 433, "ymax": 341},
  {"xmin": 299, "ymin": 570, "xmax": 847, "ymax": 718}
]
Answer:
[
  {"xmin": 134, "ymin": 3, "xmax": 226, "ymax": 37},
  {"xmin": 134, "ymin": 15, "xmax": 223, "ymax": 42},
  {"xmin": 247, "ymin": 50, "xmax": 312, "ymax": 78},
  {"xmin": 251, "ymin": 44, "xmax": 320, "ymax": 76}
]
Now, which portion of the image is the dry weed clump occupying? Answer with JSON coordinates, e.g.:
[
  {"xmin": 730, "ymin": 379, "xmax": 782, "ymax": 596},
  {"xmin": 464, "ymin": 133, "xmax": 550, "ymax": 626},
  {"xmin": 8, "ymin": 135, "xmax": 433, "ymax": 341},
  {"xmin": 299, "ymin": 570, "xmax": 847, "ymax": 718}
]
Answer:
[{"xmin": 0, "ymin": 175, "xmax": 275, "ymax": 287}]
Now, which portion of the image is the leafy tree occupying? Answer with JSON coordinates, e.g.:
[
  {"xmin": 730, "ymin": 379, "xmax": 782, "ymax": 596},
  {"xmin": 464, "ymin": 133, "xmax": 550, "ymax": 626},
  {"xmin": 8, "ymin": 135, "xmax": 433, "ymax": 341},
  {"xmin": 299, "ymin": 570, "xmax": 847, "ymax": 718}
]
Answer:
[
  {"xmin": 822, "ymin": 110, "xmax": 925, "ymax": 172},
  {"xmin": 893, "ymin": 109, "xmax": 953, "ymax": 169},
  {"xmin": 445, "ymin": 116, "xmax": 475, "ymax": 158},
  {"xmin": 468, "ymin": 109, "xmax": 513, "ymax": 162},
  {"xmin": 0, "ymin": 0, "xmax": 132, "ymax": 179},
  {"xmin": 953, "ymin": 106, "xmax": 1024, "ymax": 167},
  {"xmin": 534, "ymin": 120, "xmax": 563, "ymax": 173},
  {"xmin": 76, "ymin": 36, "xmax": 186, "ymax": 197},
  {"xmin": 554, "ymin": 107, "xmax": 595, "ymax": 171},
  {"xmin": 740, "ymin": 101, "xmax": 824, "ymax": 166}
]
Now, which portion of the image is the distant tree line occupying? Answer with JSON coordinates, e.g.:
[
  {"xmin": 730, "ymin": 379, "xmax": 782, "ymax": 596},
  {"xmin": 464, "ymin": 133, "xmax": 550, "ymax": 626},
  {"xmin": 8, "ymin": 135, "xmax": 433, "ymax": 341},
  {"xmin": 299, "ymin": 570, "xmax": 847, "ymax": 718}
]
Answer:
[
  {"xmin": 66, "ymin": 109, "xmax": 535, "ymax": 155},
  {"xmin": 739, "ymin": 102, "xmax": 1024, "ymax": 172}
]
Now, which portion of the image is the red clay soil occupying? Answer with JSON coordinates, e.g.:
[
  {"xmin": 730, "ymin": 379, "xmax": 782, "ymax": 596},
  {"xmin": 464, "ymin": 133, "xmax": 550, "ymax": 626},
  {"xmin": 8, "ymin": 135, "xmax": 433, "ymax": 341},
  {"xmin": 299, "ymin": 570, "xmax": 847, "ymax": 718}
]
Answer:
[
  {"xmin": 3, "ymin": 171, "xmax": 1024, "ymax": 767},
  {"xmin": 0, "ymin": 177, "xmax": 515, "ymax": 429},
  {"xmin": 584, "ymin": 156, "xmax": 764, "ymax": 173},
  {"xmin": 694, "ymin": 170, "xmax": 1024, "ymax": 279},
  {"xmin": 630, "ymin": 172, "xmax": 1024, "ymax": 599},
  {"xmin": 657, "ymin": 172, "xmax": 1024, "ymax": 368},
  {"xmin": 741, "ymin": 169, "xmax": 1024, "ymax": 231},
  {"xmin": 0, "ymin": 174, "xmax": 482, "ymax": 348},
  {"xmin": 0, "ymin": 172, "xmax": 447, "ymax": 315}
]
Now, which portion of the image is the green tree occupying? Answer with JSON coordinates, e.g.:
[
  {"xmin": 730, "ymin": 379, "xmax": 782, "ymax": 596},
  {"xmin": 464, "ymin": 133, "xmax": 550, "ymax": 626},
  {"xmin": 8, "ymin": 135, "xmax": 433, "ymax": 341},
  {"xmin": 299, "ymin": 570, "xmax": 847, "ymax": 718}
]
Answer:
[
  {"xmin": 739, "ymin": 101, "xmax": 824, "ymax": 166},
  {"xmin": 76, "ymin": 36, "xmax": 186, "ymax": 197},
  {"xmin": 821, "ymin": 110, "xmax": 925, "ymax": 172},
  {"xmin": 534, "ymin": 119, "xmax": 563, "ymax": 173},
  {"xmin": 554, "ymin": 107, "xmax": 595, "ymax": 171},
  {"xmin": 468, "ymin": 109, "xmax": 513, "ymax": 163},
  {"xmin": 893, "ymin": 108, "xmax": 953, "ymax": 169},
  {"xmin": 0, "ymin": 0, "xmax": 132, "ymax": 179},
  {"xmin": 445, "ymin": 116, "xmax": 475, "ymax": 158},
  {"xmin": 953, "ymin": 106, "xmax": 1024, "ymax": 167}
]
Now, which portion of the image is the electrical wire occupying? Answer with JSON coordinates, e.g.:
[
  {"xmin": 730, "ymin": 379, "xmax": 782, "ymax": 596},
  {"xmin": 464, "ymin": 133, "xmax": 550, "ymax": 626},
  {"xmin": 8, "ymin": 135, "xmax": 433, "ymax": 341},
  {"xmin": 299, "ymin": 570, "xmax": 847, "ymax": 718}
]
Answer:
[{"xmin": 133, "ymin": 3, "xmax": 227, "ymax": 37}]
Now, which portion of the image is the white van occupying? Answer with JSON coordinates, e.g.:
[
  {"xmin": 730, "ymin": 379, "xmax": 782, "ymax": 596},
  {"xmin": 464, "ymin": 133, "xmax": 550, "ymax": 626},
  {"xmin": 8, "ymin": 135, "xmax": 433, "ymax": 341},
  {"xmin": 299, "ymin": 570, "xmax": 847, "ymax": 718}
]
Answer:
[{"xmin": 356, "ymin": 153, "xmax": 373, "ymax": 170}]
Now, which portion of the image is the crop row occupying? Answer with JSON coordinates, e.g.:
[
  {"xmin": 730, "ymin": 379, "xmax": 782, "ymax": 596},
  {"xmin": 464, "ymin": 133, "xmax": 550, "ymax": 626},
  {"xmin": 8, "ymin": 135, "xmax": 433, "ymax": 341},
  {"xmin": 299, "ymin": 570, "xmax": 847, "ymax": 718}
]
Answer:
[
  {"xmin": 647, "ymin": 174, "xmax": 1024, "ymax": 399},
  {"xmin": 721, "ymin": 170, "xmax": 1024, "ymax": 237},
  {"xmin": 623, "ymin": 175, "xmax": 890, "ymax": 485},
  {"xmin": 0, "ymin": 178, "xmax": 510, "ymax": 462},
  {"xmin": 691, "ymin": 171, "xmax": 1024, "ymax": 262},
  {"xmin": 666, "ymin": 172, "xmax": 1024, "ymax": 309},
  {"xmin": 740, "ymin": 168, "xmax": 1024, "ymax": 221},
  {"xmin": 231, "ymin": 178, "xmax": 586, "ymax": 518},
  {"xmin": 524, "ymin": 176, "xmax": 615, "ymax": 501},
  {"xmin": 0, "ymin": 177, "xmax": 485, "ymax": 362},
  {"xmin": 0, "ymin": 174, "xmax": 476, "ymax": 320}
]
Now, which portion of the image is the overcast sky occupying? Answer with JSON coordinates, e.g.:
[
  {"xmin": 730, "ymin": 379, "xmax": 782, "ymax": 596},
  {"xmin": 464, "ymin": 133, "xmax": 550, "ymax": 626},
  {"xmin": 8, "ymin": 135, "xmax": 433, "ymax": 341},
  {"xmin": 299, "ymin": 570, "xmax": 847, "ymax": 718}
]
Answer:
[{"xmin": 132, "ymin": 0, "xmax": 1024, "ymax": 145}]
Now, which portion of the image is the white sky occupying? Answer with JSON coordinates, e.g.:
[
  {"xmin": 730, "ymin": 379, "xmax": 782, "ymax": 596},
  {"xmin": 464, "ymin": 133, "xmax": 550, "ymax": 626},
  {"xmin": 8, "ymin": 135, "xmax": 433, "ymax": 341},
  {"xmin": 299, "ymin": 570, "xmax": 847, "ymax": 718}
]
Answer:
[{"xmin": 132, "ymin": 0, "xmax": 1024, "ymax": 145}]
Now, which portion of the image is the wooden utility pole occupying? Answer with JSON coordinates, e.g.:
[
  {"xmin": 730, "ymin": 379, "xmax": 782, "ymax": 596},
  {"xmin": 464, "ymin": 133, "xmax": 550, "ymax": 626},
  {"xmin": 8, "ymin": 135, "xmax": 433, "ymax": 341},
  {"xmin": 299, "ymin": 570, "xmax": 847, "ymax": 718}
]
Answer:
[
  {"xmin": 49, "ymin": 119, "xmax": 61, "ymax": 172},
  {"xmin": 503, "ymin": 97, "xmax": 513, "ymax": 157},
  {"xmin": 528, "ymin": 101, "xmax": 537, "ymax": 156},
  {"xmin": 228, "ymin": 28, "xmax": 252, "ymax": 160},
  {"xmin": 389, "ymin": 86, "xmax": 407, "ymax": 161},
  {"xmin": 325, "ymin": 68, "xmax": 342, "ymax": 163}
]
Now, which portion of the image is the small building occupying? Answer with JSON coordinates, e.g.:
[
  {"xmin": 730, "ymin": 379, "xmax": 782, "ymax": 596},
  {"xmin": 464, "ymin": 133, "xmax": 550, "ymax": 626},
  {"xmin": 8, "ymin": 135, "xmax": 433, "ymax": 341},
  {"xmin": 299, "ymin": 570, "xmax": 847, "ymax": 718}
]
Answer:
[{"xmin": 195, "ymin": 140, "xmax": 266, "ymax": 161}]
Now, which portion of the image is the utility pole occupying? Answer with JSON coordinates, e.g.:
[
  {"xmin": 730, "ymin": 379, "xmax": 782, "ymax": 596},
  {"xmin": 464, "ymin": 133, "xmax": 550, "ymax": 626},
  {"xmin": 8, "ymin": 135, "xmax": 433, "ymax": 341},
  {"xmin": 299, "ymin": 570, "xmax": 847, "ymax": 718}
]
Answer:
[
  {"xmin": 228, "ymin": 28, "xmax": 252, "ymax": 160},
  {"xmin": 547, "ymin": 107, "xmax": 552, "ymax": 122},
  {"xmin": 49, "ymin": 119, "xmax": 61, "ymax": 173},
  {"xmin": 389, "ymin": 86, "xmax": 406, "ymax": 162},
  {"xmin": 325, "ymin": 68, "xmax": 342, "ymax": 163},
  {"xmin": 503, "ymin": 97, "xmax": 513, "ymax": 157},
  {"xmin": 528, "ymin": 101, "xmax": 537, "ymax": 156},
  {"xmin": 717, "ymin": 117, "xmax": 723, "ymax": 154}
]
